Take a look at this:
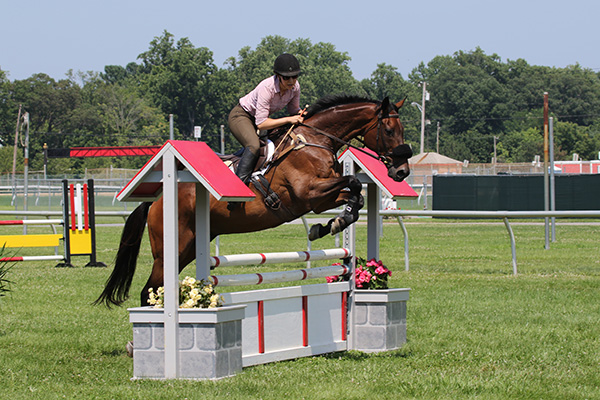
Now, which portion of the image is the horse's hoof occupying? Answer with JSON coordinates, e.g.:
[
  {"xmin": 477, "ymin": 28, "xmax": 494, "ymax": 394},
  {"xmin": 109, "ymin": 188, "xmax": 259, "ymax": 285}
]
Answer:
[
  {"xmin": 308, "ymin": 224, "xmax": 322, "ymax": 241},
  {"xmin": 126, "ymin": 341, "xmax": 134, "ymax": 358},
  {"xmin": 331, "ymin": 217, "xmax": 344, "ymax": 235}
]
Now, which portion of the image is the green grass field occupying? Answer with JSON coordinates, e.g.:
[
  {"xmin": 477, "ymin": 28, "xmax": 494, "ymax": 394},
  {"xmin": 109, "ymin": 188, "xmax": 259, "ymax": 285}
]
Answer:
[{"xmin": 0, "ymin": 219, "xmax": 599, "ymax": 399}]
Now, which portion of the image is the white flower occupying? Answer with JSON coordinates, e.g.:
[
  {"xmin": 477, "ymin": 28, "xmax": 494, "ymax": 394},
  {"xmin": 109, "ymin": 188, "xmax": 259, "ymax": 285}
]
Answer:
[
  {"xmin": 182, "ymin": 277, "xmax": 196, "ymax": 287},
  {"xmin": 147, "ymin": 277, "xmax": 222, "ymax": 309}
]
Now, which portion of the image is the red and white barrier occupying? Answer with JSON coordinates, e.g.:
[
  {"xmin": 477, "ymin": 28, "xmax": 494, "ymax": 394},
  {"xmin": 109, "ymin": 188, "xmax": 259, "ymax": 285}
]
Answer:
[
  {"xmin": 209, "ymin": 246, "xmax": 352, "ymax": 367},
  {"xmin": 0, "ymin": 219, "xmax": 63, "ymax": 226},
  {"xmin": 211, "ymin": 248, "xmax": 350, "ymax": 268},
  {"xmin": 0, "ymin": 255, "xmax": 64, "ymax": 262},
  {"xmin": 211, "ymin": 264, "xmax": 348, "ymax": 287}
]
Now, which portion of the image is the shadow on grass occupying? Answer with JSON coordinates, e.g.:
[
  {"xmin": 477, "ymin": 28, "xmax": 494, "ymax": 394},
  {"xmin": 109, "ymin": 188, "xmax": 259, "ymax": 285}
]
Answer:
[
  {"xmin": 101, "ymin": 347, "xmax": 127, "ymax": 357},
  {"xmin": 322, "ymin": 347, "xmax": 412, "ymax": 361}
]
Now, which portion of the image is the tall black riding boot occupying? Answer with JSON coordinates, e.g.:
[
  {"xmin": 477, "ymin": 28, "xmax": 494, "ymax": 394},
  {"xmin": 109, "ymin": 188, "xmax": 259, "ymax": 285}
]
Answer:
[
  {"xmin": 228, "ymin": 148, "xmax": 258, "ymax": 210},
  {"xmin": 235, "ymin": 148, "xmax": 259, "ymax": 185}
]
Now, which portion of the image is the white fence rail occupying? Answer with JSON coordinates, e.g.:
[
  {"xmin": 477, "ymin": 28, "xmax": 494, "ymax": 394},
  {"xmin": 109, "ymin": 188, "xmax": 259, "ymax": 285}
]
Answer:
[
  {"xmin": 3, "ymin": 208, "xmax": 599, "ymax": 276},
  {"xmin": 318, "ymin": 209, "xmax": 600, "ymax": 275}
]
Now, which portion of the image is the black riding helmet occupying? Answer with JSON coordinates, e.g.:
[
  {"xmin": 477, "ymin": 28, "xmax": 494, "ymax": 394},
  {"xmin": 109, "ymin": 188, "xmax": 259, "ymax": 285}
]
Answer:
[{"xmin": 273, "ymin": 54, "xmax": 301, "ymax": 77}]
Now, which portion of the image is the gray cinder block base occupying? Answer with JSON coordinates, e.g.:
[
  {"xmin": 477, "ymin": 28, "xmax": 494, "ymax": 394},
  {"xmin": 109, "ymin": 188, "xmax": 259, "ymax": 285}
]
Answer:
[
  {"xmin": 128, "ymin": 306, "xmax": 245, "ymax": 380},
  {"xmin": 352, "ymin": 288, "xmax": 410, "ymax": 353}
]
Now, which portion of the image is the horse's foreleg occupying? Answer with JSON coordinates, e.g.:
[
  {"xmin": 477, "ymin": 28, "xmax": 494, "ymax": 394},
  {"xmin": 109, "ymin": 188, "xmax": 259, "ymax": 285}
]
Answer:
[
  {"xmin": 330, "ymin": 188, "xmax": 364, "ymax": 235},
  {"xmin": 308, "ymin": 176, "xmax": 364, "ymax": 240}
]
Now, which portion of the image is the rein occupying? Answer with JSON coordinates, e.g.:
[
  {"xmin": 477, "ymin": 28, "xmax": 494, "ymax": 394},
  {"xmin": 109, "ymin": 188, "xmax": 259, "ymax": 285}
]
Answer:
[
  {"xmin": 298, "ymin": 113, "xmax": 411, "ymax": 166},
  {"xmin": 297, "ymin": 122, "xmax": 382, "ymax": 162}
]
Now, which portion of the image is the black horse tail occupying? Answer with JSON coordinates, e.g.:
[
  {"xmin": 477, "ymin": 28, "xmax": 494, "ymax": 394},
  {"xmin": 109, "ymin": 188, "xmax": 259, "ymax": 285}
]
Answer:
[{"xmin": 94, "ymin": 202, "xmax": 152, "ymax": 308}]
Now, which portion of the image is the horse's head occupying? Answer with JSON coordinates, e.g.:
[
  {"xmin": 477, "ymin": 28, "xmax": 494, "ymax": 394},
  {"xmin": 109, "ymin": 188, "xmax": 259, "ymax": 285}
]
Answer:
[
  {"xmin": 363, "ymin": 97, "xmax": 412, "ymax": 182},
  {"xmin": 301, "ymin": 94, "xmax": 411, "ymax": 181}
]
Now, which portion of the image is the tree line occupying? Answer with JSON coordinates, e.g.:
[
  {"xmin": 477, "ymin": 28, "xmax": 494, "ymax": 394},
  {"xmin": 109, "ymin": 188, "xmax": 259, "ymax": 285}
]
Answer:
[{"xmin": 1, "ymin": 31, "xmax": 599, "ymax": 176}]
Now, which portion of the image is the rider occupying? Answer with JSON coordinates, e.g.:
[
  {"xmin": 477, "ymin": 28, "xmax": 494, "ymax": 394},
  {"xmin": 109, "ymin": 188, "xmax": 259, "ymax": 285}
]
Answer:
[{"xmin": 228, "ymin": 53, "xmax": 305, "ymax": 186}]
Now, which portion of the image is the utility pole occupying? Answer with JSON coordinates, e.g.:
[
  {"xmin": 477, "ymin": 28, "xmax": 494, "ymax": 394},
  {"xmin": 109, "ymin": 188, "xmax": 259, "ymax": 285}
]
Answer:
[
  {"xmin": 12, "ymin": 104, "xmax": 22, "ymax": 201},
  {"xmin": 420, "ymin": 82, "xmax": 428, "ymax": 155},
  {"xmin": 436, "ymin": 121, "xmax": 440, "ymax": 154},
  {"xmin": 23, "ymin": 112, "xmax": 30, "ymax": 234},
  {"xmin": 543, "ymin": 92, "xmax": 550, "ymax": 249},
  {"xmin": 169, "ymin": 114, "xmax": 174, "ymax": 140},
  {"xmin": 220, "ymin": 125, "xmax": 225, "ymax": 154},
  {"xmin": 493, "ymin": 136, "xmax": 498, "ymax": 175}
]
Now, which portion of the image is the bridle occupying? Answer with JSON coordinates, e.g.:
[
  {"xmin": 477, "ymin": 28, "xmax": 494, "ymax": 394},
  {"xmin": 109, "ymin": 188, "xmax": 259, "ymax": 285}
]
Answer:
[
  {"xmin": 372, "ymin": 113, "xmax": 413, "ymax": 167},
  {"xmin": 298, "ymin": 110, "xmax": 412, "ymax": 167}
]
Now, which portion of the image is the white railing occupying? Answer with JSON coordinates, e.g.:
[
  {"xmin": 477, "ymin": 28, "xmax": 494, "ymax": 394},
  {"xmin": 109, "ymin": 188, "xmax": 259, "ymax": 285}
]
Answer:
[
  {"xmin": 4, "ymin": 208, "xmax": 598, "ymax": 276},
  {"xmin": 317, "ymin": 209, "xmax": 600, "ymax": 275}
]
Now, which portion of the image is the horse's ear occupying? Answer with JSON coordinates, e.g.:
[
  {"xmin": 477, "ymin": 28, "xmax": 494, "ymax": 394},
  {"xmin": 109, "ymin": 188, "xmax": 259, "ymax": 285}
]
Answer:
[
  {"xmin": 395, "ymin": 98, "xmax": 406, "ymax": 110},
  {"xmin": 380, "ymin": 97, "xmax": 391, "ymax": 116},
  {"xmin": 382, "ymin": 97, "xmax": 390, "ymax": 109}
]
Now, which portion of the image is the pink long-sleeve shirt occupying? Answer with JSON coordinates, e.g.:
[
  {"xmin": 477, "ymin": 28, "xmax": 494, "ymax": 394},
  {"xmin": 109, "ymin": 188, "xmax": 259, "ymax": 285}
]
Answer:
[{"xmin": 239, "ymin": 75, "xmax": 301, "ymax": 126}]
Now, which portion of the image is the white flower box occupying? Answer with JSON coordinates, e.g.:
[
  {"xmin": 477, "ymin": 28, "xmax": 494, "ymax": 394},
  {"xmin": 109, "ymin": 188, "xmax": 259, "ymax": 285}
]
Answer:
[
  {"xmin": 128, "ymin": 305, "xmax": 245, "ymax": 380},
  {"xmin": 352, "ymin": 288, "xmax": 410, "ymax": 352}
]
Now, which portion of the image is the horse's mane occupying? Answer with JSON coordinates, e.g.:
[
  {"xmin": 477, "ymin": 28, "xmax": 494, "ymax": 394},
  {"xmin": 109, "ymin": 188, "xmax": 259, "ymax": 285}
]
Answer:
[
  {"xmin": 267, "ymin": 94, "xmax": 378, "ymax": 140},
  {"xmin": 304, "ymin": 94, "xmax": 378, "ymax": 119}
]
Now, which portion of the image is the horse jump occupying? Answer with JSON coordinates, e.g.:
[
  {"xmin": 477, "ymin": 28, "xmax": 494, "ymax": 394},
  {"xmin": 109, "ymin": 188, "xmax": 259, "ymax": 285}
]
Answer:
[
  {"xmin": 0, "ymin": 180, "xmax": 104, "ymax": 267},
  {"xmin": 131, "ymin": 246, "xmax": 353, "ymax": 374},
  {"xmin": 106, "ymin": 95, "xmax": 412, "ymax": 379}
]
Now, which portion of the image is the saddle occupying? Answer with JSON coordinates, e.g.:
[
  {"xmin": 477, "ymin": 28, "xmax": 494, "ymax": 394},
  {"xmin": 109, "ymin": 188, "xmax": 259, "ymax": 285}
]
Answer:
[
  {"xmin": 219, "ymin": 127, "xmax": 307, "ymax": 210},
  {"xmin": 219, "ymin": 138, "xmax": 273, "ymax": 176}
]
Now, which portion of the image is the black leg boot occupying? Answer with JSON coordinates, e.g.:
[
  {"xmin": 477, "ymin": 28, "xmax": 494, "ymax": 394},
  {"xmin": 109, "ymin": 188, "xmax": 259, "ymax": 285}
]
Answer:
[
  {"xmin": 235, "ymin": 148, "xmax": 259, "ymax": 185},
  {"xmin": 228, "ymin": 148, "xmax": 258, "ymax": 210}
]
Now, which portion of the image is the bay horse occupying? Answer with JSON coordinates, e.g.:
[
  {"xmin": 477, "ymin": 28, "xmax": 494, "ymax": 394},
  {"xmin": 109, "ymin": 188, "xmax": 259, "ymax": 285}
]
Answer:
[{"xmin": 95, "ymin": 94, "xmax": 411, "ymax": 308}]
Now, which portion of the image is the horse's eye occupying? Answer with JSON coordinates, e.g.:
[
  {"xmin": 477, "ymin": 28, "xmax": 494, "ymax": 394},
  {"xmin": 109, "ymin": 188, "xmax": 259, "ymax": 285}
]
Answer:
[{"xmin": 385, "ymin": 128, "xmax": 394, "ymax": 136}]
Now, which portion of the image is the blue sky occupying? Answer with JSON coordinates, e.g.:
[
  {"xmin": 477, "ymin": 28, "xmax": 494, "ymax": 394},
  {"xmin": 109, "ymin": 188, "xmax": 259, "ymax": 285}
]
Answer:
[{"xmin": 2, "ymin": 0, "xmax": 598, "ymax": 82}]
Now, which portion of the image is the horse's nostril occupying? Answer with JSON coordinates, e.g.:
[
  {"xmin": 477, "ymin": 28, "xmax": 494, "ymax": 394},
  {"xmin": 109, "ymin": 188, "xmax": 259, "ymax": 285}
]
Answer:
[{"xmin": 389, "ymin": 166, "xmax": 410, "ymax": 182}]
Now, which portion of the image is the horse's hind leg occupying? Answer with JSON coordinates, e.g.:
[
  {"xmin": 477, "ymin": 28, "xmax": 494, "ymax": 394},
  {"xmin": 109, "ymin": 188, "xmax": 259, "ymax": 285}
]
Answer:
[
  {"xmin": 140, "ymin": 257, "xmax": 164, "ymax": 306},
  {"xmin": 309, "ymin": 177, "xmax": 364, "ymax": 240}
]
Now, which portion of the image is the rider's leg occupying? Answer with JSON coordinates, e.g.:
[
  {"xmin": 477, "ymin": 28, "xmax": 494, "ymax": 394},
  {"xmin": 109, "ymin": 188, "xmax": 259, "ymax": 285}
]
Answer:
[
  {"xmin": 227, "ymin": 105, "xmax": 260, "ymax": 210},
  {"xmin": 235, "ymin": 147, "xmax": 259, "ymax": 184},
  {"xmin": 228, "ymin": 104, "xmax": 260, "ymax": 184}
]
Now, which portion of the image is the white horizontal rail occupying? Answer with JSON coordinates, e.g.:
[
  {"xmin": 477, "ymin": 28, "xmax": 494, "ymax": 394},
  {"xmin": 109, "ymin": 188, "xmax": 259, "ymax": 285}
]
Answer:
[
  {"xmin": 211, "ymin": 248, "xmax": 351, "ymax": 268},
  {"xmin": 211, "ymin": 264, "xmax": 349, "ymax": 287},
  {"xmin": 309, "ymin": 209, "xmax": 600, "ymax": 276},
  {"xmin": 380, "ymin": 210, "xmax": 600, "ymax": 276},
  {"xmin": 379, "ymin": 210, "xmax": 600, "ymax": 218},
  {"xmin": 0, "ymin": 255, "xmax": 64, "ymax": 262},
  {"xmin": 317, "ymin": 209, "xmax": 600, "ymax": 219},
  {"xmin": 0, "ymin": 219, "xmax": 63, "ymax": 226}
]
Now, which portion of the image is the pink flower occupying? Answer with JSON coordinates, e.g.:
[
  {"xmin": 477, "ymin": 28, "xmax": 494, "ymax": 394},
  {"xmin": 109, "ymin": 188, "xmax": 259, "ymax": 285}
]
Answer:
[
  {"xmin": 362, "ymin": 271, "xmax": 372, "ymax": 283},
  {"xmin": 374, "ymin": 266, "xmax": 389, "ymax": 276},
  {"xmin": 326, "ymin": 276, "xmax": 338, "ymax": 283},
  {"xmin": 366, "ymin": 259, "xmax": 379, "ymax": 268}
]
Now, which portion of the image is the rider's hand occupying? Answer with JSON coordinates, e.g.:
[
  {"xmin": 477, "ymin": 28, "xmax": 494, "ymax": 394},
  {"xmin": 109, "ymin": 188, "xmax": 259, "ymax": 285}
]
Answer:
[{"xmin": 289, "ymin": 114, "xmax": 304, "ymax": 125}]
